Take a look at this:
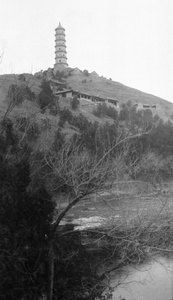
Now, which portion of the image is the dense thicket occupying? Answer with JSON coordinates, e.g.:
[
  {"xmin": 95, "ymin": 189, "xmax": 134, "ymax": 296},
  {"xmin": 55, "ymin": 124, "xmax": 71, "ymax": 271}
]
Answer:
[
  {"xmin": 0, "ymin": 119, "xmax": 55, "ymax": 299},
  {"xmin": 0, "ymin": 118, "xmax": 114, "ymax": 300}
]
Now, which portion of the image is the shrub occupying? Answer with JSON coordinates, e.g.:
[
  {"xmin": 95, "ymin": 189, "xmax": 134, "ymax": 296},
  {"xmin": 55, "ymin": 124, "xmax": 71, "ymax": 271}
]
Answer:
[
  {"xmin": 83, "ymin": 69, "xmax": 89, "ymax": 76},
  {"xmin": 6, "ymin": 84, "xmax": 24, "ymax": 106},
  {"xmin": 70, "ymin": 96, "xmax": 80, "ymax": 110},
  {"xmin": 49, "ymin": 104, "xmax": 58, "ymax": 116},
  {"xmin": 105, "ymin": 105, "xmax": 118, "ymax": 119},
  {"xmin": 119, "ymin": 103, "xmax": 129, "ymax": 121},
  {"xmin": 52, "ymin": 129, "xmax": 65, "ymax": 151},
  {"xmin": 58, "ymin": 108, "xmax": 73, "ymax": 127},
  {"xmin": 38, "ymin": 80, "xmax": 53, "ymax": 110},
  {"xmin": 93, "ymin": 103, "xmax": 106, "ymax": 118},
  {"xmin": 16, "ymin": 117, "xmax": 40, "ymax": 142},
  {"xmin": 55, "ymin": 70, "xmax": 67, "ymax": 80},
  {"xmin": 70, "ymin": 113, "xmax": 91, "ymax": 132},
  {"xmin": 18, "ymin": 74, "xmax": 26, "ymax": 82},
  {"xmin": 133, "ymin": 151, "xmax": 173, "ymax": 181},
  {"xmin": 93, "ymin": 103, "xmax": 118, "ymax": 120},
  {"xmin": 49, "ymin": 98, "xmax": 59, "ymax": 116}
]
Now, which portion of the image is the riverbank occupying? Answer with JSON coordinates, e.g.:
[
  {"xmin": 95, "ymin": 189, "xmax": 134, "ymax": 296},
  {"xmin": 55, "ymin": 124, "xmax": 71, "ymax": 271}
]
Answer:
[
  {"xmin": 57, "ymin": 180, "xmax": 173, "ymax": 299},
  {"xmin": 61, "ymin": 180, "xmax": 173, "ymax": 229},
  {"xmin": 56, "ymin": 206, "xmax": 173, "ymax": 299}
]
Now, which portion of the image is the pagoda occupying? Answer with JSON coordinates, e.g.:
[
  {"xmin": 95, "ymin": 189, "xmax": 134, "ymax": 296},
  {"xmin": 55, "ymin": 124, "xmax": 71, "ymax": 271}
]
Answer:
[{"xmin": 54, "ymin": 22, "xmax": 68, "ymax": 73}]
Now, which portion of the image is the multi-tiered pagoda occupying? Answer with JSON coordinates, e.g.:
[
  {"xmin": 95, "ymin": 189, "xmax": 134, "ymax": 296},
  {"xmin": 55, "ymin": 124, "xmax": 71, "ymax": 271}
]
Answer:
[{"xmin": 54, "ymin": 22, "xmax": 68, "ymax": 73}]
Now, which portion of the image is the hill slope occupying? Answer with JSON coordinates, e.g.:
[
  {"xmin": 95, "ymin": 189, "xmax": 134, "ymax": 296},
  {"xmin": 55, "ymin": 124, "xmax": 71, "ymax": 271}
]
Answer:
[
  {"xmin": 66, "ymin": 72, "xmax": 173, "ymax": 121},
  {"xmin": 0, "ymin": 71, "xmax": 173, "ymax": 122}
]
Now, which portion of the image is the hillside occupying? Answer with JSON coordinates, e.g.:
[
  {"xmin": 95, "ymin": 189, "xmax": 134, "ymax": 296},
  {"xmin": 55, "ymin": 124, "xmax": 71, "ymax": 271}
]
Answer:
[
  {"xmin": 66, "ymin": 71, "xmax": 173, "ymax": 121},
  {"xmin": 0, "ymin": 70, "xmax": 173, "ymax": 123}
]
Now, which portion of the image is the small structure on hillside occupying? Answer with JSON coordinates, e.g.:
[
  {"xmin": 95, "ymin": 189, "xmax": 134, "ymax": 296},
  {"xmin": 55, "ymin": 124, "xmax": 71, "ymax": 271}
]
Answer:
[
  {"xmin": 50, "ymin": 79, "xmax": 66, "ymax": 93},
  {"xmin": 134, "ymin": 103, "xmax": 159, "ymax": 110},
  {"xmin": 105, "ymin": 97, "xmax": 120, "ymax": 109},
  {"xmin": 54, "ymin": 22, "xmax": 68, "ymax": 74},
  {"xmin": 90, "ymin": 71, "xmax": 99, "ymax": 77},
  {"xmin": 54, "ymin": 89, "xmax": 74, "ymax": 98},
  {"xmin": 70, "ymin": 68, "xmax": 82, "ymax": 75}
]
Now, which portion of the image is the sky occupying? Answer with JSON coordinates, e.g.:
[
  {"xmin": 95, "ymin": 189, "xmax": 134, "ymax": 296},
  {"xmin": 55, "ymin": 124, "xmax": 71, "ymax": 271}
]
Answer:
[{"xmin": 0, "ymin": 0, "xmax": 173, "ymax": 102}]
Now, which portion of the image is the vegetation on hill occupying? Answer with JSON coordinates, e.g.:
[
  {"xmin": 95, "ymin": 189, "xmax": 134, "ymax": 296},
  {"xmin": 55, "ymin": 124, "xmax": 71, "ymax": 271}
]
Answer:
[
  {"xmin": 38, "ymin": 79, "xmax": 54, "ymax": 110},
  {"xmin": 70, "ymin": 95, "xmax": 80, "ymax": 110},
  {"xmin": 93, "ymin": 102, "xmax": 118, "ymax": 119}
]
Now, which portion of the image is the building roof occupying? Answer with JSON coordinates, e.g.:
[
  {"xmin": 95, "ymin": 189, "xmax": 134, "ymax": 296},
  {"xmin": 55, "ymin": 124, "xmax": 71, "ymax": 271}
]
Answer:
[
  {"xmin": 91, "ymin": 71, "xmax": 99, "ymax": 76},
  {"xmin": 56, "ymin": 22, "xmax": 65, "ymax": 30},
  {"xmin": 54, "ymin": 89, "xmax": 73, "ymax": 95},
  {"xmin": 54, "ymin": 88, "xmax": 119, "ymax": 103},
  {"xmin": 106, "ymin": 97, "xmax": 119, "ymax": 102},
  {"xmin": 71, "ymin": 67, "xmax": 82, "ymax": 74}
]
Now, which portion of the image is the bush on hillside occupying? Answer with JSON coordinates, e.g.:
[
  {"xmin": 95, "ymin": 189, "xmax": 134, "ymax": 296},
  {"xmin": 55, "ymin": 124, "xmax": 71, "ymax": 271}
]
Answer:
[
  {"xmin": 119, "ymin": 103, "xmax": 130, "ymax": 121},
  {"xmin": 52, "ymin": 129, "xmax": 65, "ymax": 151},
  {"xmin": 49, "ymin": 98, "xmax": 60, "ymax": 116},
  {"xmin": 133, "ymin": 151, "xmax": 173, "ymax": 181},
  {"xmin": 38, "ymin": 80, "xmax": 54, "ymax": 110},
  {"xmin": 70, "ymin": 113, "xmax": 92, "ymax": 132},
  {"xmin": 93, "ymin": 103, "xmax": 118, "ymax": 119},
  {"xmin": 58, "ymin": 108, "xmax": 73, "ymax": 127},
  {"xmin": 139, "ymin": 119, "xmax": 173, "ymax": 156},
  {"xmin": 83, "ymin": 69, "xmax": 89, "ymax": 76},
  {"xmin": 6, "ymin": 84, "xmax": 34, "ymax": 106},
  {"xmin": 106, "ymin": 105, "xmax": 118, "ymax": 119},
  {"xmin": 93, "ymin": 103, "xmax": 106, "ymax": 118},
  {"xmin": 18, "ymin": 74, "xmax": 26, "ymax": 82},
  {"xmin": 16, "ymin": 116, "xmax": 40, "ymax": 142},
  {"xmin": 70, "ymin": 96, "xmax": 80, "ymax": 110},
  {"xmin": 118, "ymin": 102, "xmax": 155, "ymax": 134},
  {"xmin": 55, "ymin": 70, "xmax": 67, "ymax": 80}
]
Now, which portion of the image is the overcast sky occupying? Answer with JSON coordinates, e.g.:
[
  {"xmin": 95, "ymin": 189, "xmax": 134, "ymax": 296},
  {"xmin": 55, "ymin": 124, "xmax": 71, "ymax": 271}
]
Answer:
[{"xmin": 0, "ymin": 0, "xmax": 173, "ymax": 102}]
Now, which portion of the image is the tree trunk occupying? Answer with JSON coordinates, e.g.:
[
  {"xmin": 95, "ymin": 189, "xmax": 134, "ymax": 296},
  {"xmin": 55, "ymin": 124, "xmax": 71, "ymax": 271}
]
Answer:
[{"xmin": 47, "ymin": 243, "xmax": 54, "ymax": 300}]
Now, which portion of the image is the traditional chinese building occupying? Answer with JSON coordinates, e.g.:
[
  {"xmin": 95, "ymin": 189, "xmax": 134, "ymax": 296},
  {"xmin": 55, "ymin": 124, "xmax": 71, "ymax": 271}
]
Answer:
[{"xmin": 54, "ymin": 22, "xmax": 68, "ymax": 74}]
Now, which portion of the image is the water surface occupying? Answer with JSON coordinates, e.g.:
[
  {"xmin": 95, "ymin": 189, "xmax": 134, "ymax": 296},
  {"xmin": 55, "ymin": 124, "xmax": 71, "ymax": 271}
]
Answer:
[{"xmin": 113, "ymin": 257, "xmax": 173, "ymax": 300}]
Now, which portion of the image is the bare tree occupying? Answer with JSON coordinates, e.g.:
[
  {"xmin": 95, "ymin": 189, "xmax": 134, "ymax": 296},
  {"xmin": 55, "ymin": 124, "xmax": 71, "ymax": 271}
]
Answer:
[{"xmin": 30, "ymin": 126, "xmax": 152, "ymax": 300}]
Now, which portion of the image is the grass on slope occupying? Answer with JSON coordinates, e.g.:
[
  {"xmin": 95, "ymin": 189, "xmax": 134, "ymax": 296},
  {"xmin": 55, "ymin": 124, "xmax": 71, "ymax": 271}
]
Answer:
[{"xmin": 67, "ymin": 73, "xmax": 173, "ymax": 120}]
